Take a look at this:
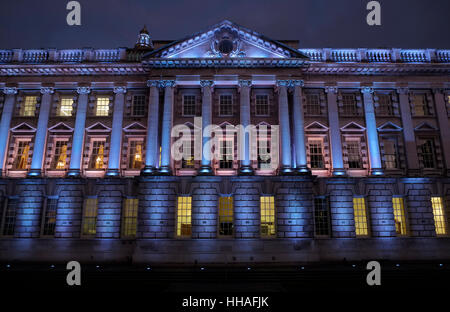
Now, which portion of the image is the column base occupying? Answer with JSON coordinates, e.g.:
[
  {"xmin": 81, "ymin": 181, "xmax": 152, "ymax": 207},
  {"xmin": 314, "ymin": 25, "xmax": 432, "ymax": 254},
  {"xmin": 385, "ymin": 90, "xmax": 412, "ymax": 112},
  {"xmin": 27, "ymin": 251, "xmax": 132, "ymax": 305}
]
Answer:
[
  {"xmin": 67, "ymin": 169, "xmax": 82, "ymax": 178},
  {"xmin": 197, "ymin": 165, "xmax": 213, "ymax": 176},
  {"xmin": 238, "ymin": 165, "xmax": 254, "ymax": 176},
  {"xmin": 105, "ymin": 169, "xmax": 120, "ymax": 177},
  {"xmin": 280, "ymin": 166, "xmax": 295, "ymax": 175},
  {"xmin": 332, "ymin": 168, "xmax": 347, "ymax": 177},
  {"xmin": 296, "ymin": 166, "xmax": 311, "ymax": 175},
  {"xmin": 27, "ymin": 169, "xmax": 42, "ymax": 178},
  {"xmin": 141, "ymin": 166, "xmax": 158, "ymax": 176},
  {"xmin": 370, "ymin": 168, "xmax": 384, "ymax": 176},
  {"xmin": 158, "ymin": 166, "xmax": 172, "ymax": 175}
]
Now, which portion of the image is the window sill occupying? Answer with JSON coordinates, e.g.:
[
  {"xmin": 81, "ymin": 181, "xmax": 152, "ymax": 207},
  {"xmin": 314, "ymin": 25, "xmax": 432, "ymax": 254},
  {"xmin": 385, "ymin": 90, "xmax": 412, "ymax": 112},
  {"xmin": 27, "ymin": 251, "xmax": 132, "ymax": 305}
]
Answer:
[
  {"xmin": 84, "ymin": 170, "xmax": 105, "ymax": 178},
  {"xmin": 311, "ymin": 169, "xmax": 331, "ymax": 177},
  {"xmin": 122, "ymin": 169, "xmax": 141, "ymax": 177},
  {"xmin": 6, "ymin": 170, "xmax": 28, "ymax": 178},
  {"xmin": 177, "ymin": 169, "xmax": 197, "ymax": 176},
  {"xmin": 215, "ymin": 169, "xmax": 236, "ymax": 176},
  {"xmin": 46, "ymin": 170, "xmax": 67, "ymax": 178},
  {"xmin": 346, "ymin": 169, "xmax": 368, "ymax": 177},
  {"xmin": 254, "ymin": 169, "xmax": 276, "ymax": 176}
]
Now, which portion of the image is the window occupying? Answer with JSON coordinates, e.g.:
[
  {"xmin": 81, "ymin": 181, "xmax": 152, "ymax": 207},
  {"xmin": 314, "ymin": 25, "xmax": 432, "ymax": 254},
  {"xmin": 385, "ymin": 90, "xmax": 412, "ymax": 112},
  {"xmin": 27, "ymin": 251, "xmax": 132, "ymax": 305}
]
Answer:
[
  {"xmin": 132, "ymin": 95, "xmax": 146, "ymax": 117},
  {"xmin": 176, "ymin": 197, "xmax": 192, "ymax": 238},
  {"xmin": 219, "ymin": 94, "xmax": 233, "ymax": 116},
  {"xmin": 382, "ymin": 138, "xmax": 399, "ymax": 169},
  {"xmin": 413, "ymin": 94, "xmax": 430, "ymax": 116},
  {"xmin": 257, "ymin": 139, "xmax": 271, "ymax": 170},
  {"xmin": 52, "ymin": 141, "xmax": 68, "ymax": 170},
  {"xmin": 219, "ymin": 139, "xmax": 233, "ymax": 169},
  {"xmin": 353, "ymin": 197, "xmax": 369, "ymax": 236},
  {"xmin": 255, "ymin": 94, "xmax": 269, "ymax": 116},
  {"xmin": 58, "ymin": 97, "xmax": 73, "ymax": 117},
  {"xmin": 420, "ymin": 139, "xmax": 436, "ymax": 169},
  {"xmin": 376, "ymin": 94, "xmax": 394, "ymax": 116},
  {"xmin": 21, "ymin": 96, "xmax": 37, "ymax": 116},
  {"xmin": 128, "ymin": 141, "xmax": 143, "ymax": 169},
  {"xmin": 305, "ymin": 93, "xmax": 321, "ymax": 115},
  {"xmin": 347, "ymin": 141, "xmax": 362, "ymax": 169},
  {"xmin": 260, "ymin": 196, "xmax": 275, "ymax": 237},
  {"xmin": 314, "ymin": 197, "xmax": 330, "ymax": 236},
  {"xmin": 182, "ymin": 95, "xmax": 196, "ymax": 116},
  {"xmin": 122, "ymin": 198, "xmax": 138, "ymax": 238},
  {"xmin": 309, "ymin": 140, "xmax": 324, "ymax": 169},
  {"xmin": 2, "ymin": 197, "xmax": 18, "ymax": 236},
  {"xmin": 392, "ymin": 197, "xmax": 407, "ymax": 236},
  {"xmin": 218, "ymin": 197, "xmax": 233, "ymax": 236},
  {"xmin": 95, "ymin": 97, "xmax": 109, "ymax": 116},
  {"xmin": 42, "ymin": 198, "xmax": 57, "ymax": 236},
  {"xmin": 89, "ymin": 141, "xmax": 105, "ymax": 169},
  {"xmin": 431, "ymin": 197, "xmax": 447, "ymax": 235},
  {"xmin": 82, "ymin": 198, "xmax": 98, "ymax": 236},
  {"xmin": 13, "ymin": 141, "xmax": 30, "ymax": 170},
  {"xmin": 342, "ymin": 94, "xmax": 357, "ymax": 115},
  {"xmin": 181, "ymin": 139, "xmax": 195, "ymax": 169}
]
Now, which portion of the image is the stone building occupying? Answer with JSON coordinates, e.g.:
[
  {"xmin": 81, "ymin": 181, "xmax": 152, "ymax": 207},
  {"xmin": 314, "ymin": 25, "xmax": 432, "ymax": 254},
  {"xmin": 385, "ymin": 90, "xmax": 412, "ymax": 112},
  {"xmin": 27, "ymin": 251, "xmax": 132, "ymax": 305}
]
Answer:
[{"xmin": 0, "ymin": 20, "xmax": 449, "ymax": 264}]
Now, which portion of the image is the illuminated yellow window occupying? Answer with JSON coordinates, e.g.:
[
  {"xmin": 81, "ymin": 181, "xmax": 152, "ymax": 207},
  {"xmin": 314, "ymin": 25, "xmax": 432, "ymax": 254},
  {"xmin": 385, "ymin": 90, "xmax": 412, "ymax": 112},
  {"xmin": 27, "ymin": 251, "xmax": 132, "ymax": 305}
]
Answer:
[
  {"xmin": 260, "ymin": 196, "xmax": 275, "ymax": 237},
  {"xmin": 128, "ymin": 141, "xmax": 143, "ymax": 169},
  {"xmin": 89, "ymin": 140, "xmax": 105, "ymax": 169},
  {"xmin": 52, "ymin": 141, "xmax": 68, "ymax": 169},
  {"xmin": 431, "ymin": 197, "xmax": 447, "ymax": 235},
  {"xmin": 82, "ymin": 198, "xmax": 98, "ymax": 236},
  {"xmin": 392, "ymin": 197, "xmax": 407, "ymax": 236},
  {"xmin": 176, "ymin": 197, "xmax": 192, "ymax": 237},
  {"xmin": 122, "ymin": 198, "xmax": 138, "ymax": 238},
  {"xmin": 21, "ymin": 96, "xmax": 37, "ymax": 116},
  {"xmin": 95, "ymin": 97, "xmax": 109, "ymax": 116},
  {"xmin": 14, "ymin": 141, "xmax": 30, "ymax": 170},
  {"xmin": 218, "ymin": 197, "xmax": 233, "ymax": 236},
  {"xmin": 353, "ymin": 197, "xmax": 369, "ymax": 236},
  {"xmin": 58, "ymin": 97, "xmax": 73, "ymax": 116}
]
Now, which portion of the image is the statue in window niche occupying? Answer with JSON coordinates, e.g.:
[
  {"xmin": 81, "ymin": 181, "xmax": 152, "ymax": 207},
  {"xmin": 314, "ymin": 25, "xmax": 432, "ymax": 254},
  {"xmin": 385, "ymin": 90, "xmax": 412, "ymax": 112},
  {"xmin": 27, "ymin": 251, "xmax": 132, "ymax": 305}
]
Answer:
[
  {"xmin": 18, "ymin": 144, "xmax": 30, "ymax": 169},
  {"xmin": 206, "ymin": 28, "xmax": 246, "ymax": 58},
  {"xmin": 56, "ymin": 145, "xmax": 68, "ymax": 169},
  {"xmin": 132, "ymin": 144, "xmax": 142, "ymax": 169},
  {"xmin": 95, "ymin": 144, "xmax": 104, "ymax": 169}
]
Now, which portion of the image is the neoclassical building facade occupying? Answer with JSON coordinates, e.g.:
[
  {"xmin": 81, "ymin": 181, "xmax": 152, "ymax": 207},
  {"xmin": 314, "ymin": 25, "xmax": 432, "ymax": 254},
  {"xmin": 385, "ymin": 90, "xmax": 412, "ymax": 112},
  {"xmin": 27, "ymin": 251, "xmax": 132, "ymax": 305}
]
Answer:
[{"xmin": 0, "ymin": 21, "xmax": 449, "ymax": 264}]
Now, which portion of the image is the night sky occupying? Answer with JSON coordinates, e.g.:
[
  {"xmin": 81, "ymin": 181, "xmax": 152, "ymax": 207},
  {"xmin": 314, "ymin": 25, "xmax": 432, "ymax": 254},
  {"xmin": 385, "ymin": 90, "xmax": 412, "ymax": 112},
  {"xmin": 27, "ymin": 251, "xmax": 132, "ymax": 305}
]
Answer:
[{"xmin": 0, "ymin": 0, "xmax": 449, "ymax": 49}]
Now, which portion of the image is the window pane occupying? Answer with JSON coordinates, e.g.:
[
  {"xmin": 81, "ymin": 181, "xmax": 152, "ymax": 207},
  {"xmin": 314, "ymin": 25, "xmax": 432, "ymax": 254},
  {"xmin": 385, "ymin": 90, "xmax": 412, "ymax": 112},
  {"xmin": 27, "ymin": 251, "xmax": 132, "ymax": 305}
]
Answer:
[
  {"xmin": 347, "ymin": 141, "xmax": 362, "ymax": 169},
  {"xmin": 413, "ymin": 94, "xmax": 429, "ymax": 116},
  {"xmin": 305, "ymin": 94, "xmax": 321, "ymax": 115},
  {"xmin": 82, "ymin": 198, "xmax": 98, "ymax": 236},
  {"xmin": 183, "ymin": 95, "xmax": 196, "ymax": 116},
  {"xmin": 309, "ymin": 140, "xmax": 324, "ymax": 169},
  {"xmin": 22, "ymin": 96, "xmax": 37, "ymax": 116},
  {"xmin": 89, "ymin": 141, "xmax": 105, "ymax": 169},
  {"xmin": 122, "ymin": 198, "xmax": 138, "ymax": 238},
  {"xmin": 219, "ymin": 95, "xmax": 233, "ymax": 116},
  {"xmin": 260, "ymin": 196, "xmax": 275, "ymax": 237},
  {"xmin": 383, "ymin": 139, "xmax": 398, "ymax": 169},
  {"xmin": 14, "ymin": 141, "xmax": 30, "ymax": 170},
  {"xmin": 218, "ymin": 197, "xmax": 233, "ymax": 236},
  {"xmin": 43, "ymin": 198, "xmax": 57, "ymax": 236},
  {"xmin": 255, "ymin": 94, "xmax": 269, "ymax": 116},
  {"xmin": 219, "ymin": 139, "xmax": 233, "ymax": 169},
  {"xmin": 176, "ymin": 197, "xmax": 192, "ymax": 237},
  {"xmin": 128, "ymin": 141, "xmax": 143, "ymax": 169},
  {"xmin": 58, "ymin": 98, "xmax": 73, "ymax": 116},
  {"xmin": 392, "ymin": 197, "xmax": 407, "ymax": 236},
  {"xmin": 376, "ymin": 94, "xmax": 393, "ymax": 116},
  {"xmin": 342, "ymin": 94, "xmax": 357, "ymax": 115},
  {"xmin": 353, "ymin": 197, "xmax": 368, "ymax": 236},
  {"xmin": 431, "ymin": 197, "xmax": 447, "ymax": 235},
  {"xmin": 257, "ymin": 139, "xmax": 271, "ymax": 170},
  {"xmin": 52, "ymin": 141, "xmax": 68, "ymax": 169},
  {"xmin": 314, "ymin": 197, "xmax": 330, "ymax": 236},
  {"xmin": 96, "ymin": 97, "xmax": 109, "ymax": 116},
  {"xmin": 2, "ymin": 198, "xmax": 18, "ymax": 236},
  {"xmin": 181, "ymin": 139, "xmax": 195, "ymax": 169},
  {"xmin": 132, "ymin": 95, "xmax": 146, "ymax": 116},
  {"xmin": 420, "ymin": 139, "xmax": 436, "ymax": 169}
]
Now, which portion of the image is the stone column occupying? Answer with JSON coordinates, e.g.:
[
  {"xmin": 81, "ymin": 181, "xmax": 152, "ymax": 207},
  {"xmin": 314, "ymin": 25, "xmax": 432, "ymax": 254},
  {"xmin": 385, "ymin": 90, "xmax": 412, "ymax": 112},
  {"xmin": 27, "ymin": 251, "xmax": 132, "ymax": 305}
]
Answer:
[
  {"xmin": 398, "ymin": 87, "xmax": 420, "ymax": 174},
  {"xmin": 28, "ymin": 87, "xmax": 54, "ymax": 177},
  {"xmin": 141, "ymin": 80, "xmax": 160, "ymax": 175},
  {"xmin": 105, "ymin": 86, "xmax": 127, "ymax": 177},
  {"xmin": 433, "ymin": 89, "xmax": 450, "ymax": 175},
  {"xmin": 292, "ymin": 80, "xmax": 310, "ymax": 174},
  {"xmin": 238, "ymin": 80, "xmax": 253, "ymax": 175},
  {"xmin": 325, "ymin": 86, "xmax": 346, "ymax": 176},
  {"xmin": 198, "ymin": 80, "xmax": 214, "ymax": 175},
  {"xmin": 361, "ymin": 87, "xmax": 384, "ymax": 175},
  {"xmin": 277, "ymin": 80, "xmax": 293, "ymax": 174},
  {"xmin": 68, "ymin": 87, "xmax": 90, "ymax": 177},
  {"xmin": 159, "ymin": 80, "xmax": 175, "ymax": 175},
  {"xmin": 0, "ymin": 87, "xmax": 17, "ymax": 175}
]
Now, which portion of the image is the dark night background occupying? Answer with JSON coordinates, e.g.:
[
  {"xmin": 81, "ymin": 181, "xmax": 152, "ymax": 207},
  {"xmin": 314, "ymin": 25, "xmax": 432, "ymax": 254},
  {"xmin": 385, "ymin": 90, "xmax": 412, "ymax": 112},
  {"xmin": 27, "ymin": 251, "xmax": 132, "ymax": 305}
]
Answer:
[{"xmin": 0, "ymin": 0, "xmax": 449, "ymax": 49}]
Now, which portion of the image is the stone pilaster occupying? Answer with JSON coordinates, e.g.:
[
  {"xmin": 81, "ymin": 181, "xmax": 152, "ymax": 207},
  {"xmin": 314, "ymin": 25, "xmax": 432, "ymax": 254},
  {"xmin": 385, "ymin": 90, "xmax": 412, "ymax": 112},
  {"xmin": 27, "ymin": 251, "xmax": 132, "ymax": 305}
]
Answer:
[
  {"xmin": 198, "ymin": 80, "xmax": 214, "ymax": 175},
  {"xmin": 142, "ymin": 81, "xmax": 160, "ymax": 175},
  {"xmin": 191, "ymin": 177, "xmax": 219, "ymax": 238},
  {"xmin": 277, "ymin": 80, "xmax": 293, "ymax": 174},
  {"xmin": 327, "ymin": 179, "xmax": 356, "ymax": 238},
  {"xmin": 159, "ymin": 80, "xmax": 175, "ymax": 175},
  {"xmin": 0, "ymin": 87, "xmax": 17, "ymax": 175}
]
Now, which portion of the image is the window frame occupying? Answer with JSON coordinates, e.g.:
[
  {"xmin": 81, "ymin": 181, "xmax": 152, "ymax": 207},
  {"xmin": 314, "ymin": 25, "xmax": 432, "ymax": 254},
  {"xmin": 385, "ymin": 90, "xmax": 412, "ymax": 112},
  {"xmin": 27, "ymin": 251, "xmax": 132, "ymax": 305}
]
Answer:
[
  {"xmin": 127, "ymin": 138, "xmax": 144, "ymax": 170},
  {"xmin": 392, "ymin": 196, "xmax": 408, "ymax": 236},
  {"xmin": 88, "ymin": 138, "xmax": 107, "ymax": 170},
  {"xmin": 217, "ymin": 196, "xmax": 234, "ymax": 238},
  {"xmin": 80, "ymin": 197, "xmax": 98, "ymax": 238},
  {"xmin": 175, "ymin": 196, "xmax": 192, "ymax": 239},
  {"xmin": 40, "ymin": 196, "xmax": 58, "ymax": 237},
  {"xmin": 95, "ymin": 96, "xmax": 110, "ymax": 117},
  {"xmin": 57, "ymin": 96, "xmax": 74, "ymax": 117},
  {"xmin": 0, "ymin": 196, "xmax": 19, "ymax": 237},
  {"xmin": 305, "ymin": 93, "xmax": 322, "ymax": 116},
  {"xmin": 353, "ymin": 196, "xmax": 370, "ymax": 237},
  {"xmin": 12, "ymin": 138, "xmax": 32, "ymax": 171},
  {"xmin": 260, "ymin": 195, "xmax": 276, "ymax": 238},
  {"xmin": 182, "ymin": 94, "xmax": 197, "ymax": 117},
  {"xmin": 131, "ymin": 94, "xmax": 146, "ymax": 117},
  {"xmin": 218, "ymin": 94, "xmax": 233, "ymax": 117},
  {"xmin": 121, "ymin": 197, "xmax": 139, "ymax": 239},
  {"xmin": 308, "ymin": 138, "xmax": 325, "ymax": 169},
  {"xmin": 21, "ymin": 95, "xmax": 37, "ymax": 117},
  {"xmin": 254, "ymin": 94, "xmax": 270, "ymax": 117},
  {"xmin": 313, "ymin": 196, "xmax": 331, "ymax": 238},
  {"xmin": 431, "ymin": 196, "xmax": 448, "ymax": 236}
]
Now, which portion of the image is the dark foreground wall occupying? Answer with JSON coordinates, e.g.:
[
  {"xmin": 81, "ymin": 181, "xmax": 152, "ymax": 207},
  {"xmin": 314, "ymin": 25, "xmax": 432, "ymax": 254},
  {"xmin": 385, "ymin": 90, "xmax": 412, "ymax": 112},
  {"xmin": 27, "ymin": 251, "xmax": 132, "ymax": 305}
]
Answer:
[{"xmin": 0, "ymin": 175, "xmax": 449, "ymax": 264}]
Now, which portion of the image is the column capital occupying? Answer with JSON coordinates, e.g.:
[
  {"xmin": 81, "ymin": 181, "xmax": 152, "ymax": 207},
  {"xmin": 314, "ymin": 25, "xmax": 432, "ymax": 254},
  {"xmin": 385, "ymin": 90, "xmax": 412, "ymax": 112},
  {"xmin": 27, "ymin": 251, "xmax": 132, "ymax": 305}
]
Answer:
[
  {"xmin": 147, "ymin": 80, "xmax": 160, "ymax": 88},
  {"xmin": 160, "ymin": 80, "xmax": 176, "ymax": 88},
  {"xmin": 40, "ymin": 87, "xmax": 54, "ymax": 94},
  {"xmin": 200, "ymin": 80, "xmax": 214, "ymax": 88},
  {"xmin": 361, "ymin": 86, "xmax": 374, "ymax": 94},
  {"xmin": 276, "ymin": 80, "xmax": 290, "ymax": 88},
  {"xmin": 113, "ymin": 86, "xmax": 127, "ymax": 94},
  {"xmin": 76, "ymin": 87, "xmax": 91, "ymax": 94},
  {"xmin": 397, "ymin": 87, "xmax": 409, "ymax": 95},
  {"xmin": 432, "ymin": 88, "xmax": 445, "ymax": 94},
  {"xmin": 238, "ymin": 80, "xmax": 252, "ymax": 88},
  {"xmin": 289, "ymin": 80, "xmax": 304, "ymax": 87},
  {"xmin": 3, "ymin": 87, "xmax": 17, "ymax": 95},
  {"xmin": 324, "ymin": 86, "xmax": 338, "ymax": 94}
]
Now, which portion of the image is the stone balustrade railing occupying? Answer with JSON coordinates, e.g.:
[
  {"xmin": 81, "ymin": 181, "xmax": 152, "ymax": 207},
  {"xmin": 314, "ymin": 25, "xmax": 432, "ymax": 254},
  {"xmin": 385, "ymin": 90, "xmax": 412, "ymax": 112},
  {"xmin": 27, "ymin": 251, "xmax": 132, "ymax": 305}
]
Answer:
[{"xmin": 0, "ymin": 47, "xmax": 448, "ymax": 64}]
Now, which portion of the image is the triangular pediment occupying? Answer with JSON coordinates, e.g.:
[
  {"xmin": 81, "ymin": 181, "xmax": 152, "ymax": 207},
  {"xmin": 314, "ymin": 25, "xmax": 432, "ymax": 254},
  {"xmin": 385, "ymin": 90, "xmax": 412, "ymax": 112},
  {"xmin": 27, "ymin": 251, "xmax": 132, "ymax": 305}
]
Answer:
[
  {"xmin": 305, "ymin": 121, "xmax": 329, "ymax": 132},
  {"xmin": 145, "ymin": 20, "xmax": 307, "ymax": 60},
  {"xmin": 10, "ymin": 122, "xmax": 36, "ymax": 133},
  {"xmin": 377, "ymin": 121, "xmax": 402, "ymax": 132},
  {"xmin": 86, "ymin": 122, "xmax": 111, "ymax": 132},
  {"xmin": 341, "ymin": 122, "xmax": 366, "ymax": 132},
  {"xmin": 48, "ymin": 122, "xmax": 74, "ymax": 133},
  {"xmin": 123, "ymin": 122, "xmax": 146, "ymax": 132},
  {"xmin": 414, "ymin": 122, "xmax": 437, "ymax": 131}
]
